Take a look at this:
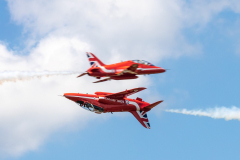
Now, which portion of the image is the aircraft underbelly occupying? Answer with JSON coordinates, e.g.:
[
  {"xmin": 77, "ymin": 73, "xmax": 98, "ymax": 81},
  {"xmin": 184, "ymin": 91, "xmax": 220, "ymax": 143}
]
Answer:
[
  {"xmin": 111, "ymin": 75, "xmax": 138, "ymax": 80},
  {"xmin": 103, "ymin": 104, "xmax": 136, "ymax": 112},
  {"xmin": 138, "ymin": 69, "xmax": 162, "ymax": 74},
  {"xmin": 90, "ymin": 72, "xmax": 115, "ymax": 77},
  {"xmin": 98, "ymin": 99, "xmax": 125, "ymax": 105}
]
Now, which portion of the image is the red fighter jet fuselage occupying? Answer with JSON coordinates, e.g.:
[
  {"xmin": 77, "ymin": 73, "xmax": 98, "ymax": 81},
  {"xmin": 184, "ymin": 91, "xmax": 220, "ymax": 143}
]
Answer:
[
  {"xmin": 78, "ymin": 52, "xmax": 166, "ymax": 83},
  {"xmin": 64, "ymin": 87, "xmax": 163, "ymax": 129}
]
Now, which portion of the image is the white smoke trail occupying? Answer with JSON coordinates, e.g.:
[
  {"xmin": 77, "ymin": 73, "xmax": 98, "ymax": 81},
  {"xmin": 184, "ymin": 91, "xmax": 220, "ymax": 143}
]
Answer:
[
  {"xmin": 166, "ymin": 106, "xmax": 240, "ymax": 121},
  {"xmin": 0, "ymin": 71, "xmax": 80, "ymax": 84}
]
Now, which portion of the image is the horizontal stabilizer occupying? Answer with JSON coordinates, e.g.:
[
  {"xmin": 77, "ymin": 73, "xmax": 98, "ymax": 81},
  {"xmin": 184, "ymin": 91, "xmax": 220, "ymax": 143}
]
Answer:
[
  {"xmin": 144, "ymin": 100, "xmax": 163, "ymax": 111},
  {"xmin": 105, "ymin": 87, "xmax": 146, "ymax": 99},
  {"xmin": 77, "ymin": 72, "xmax": 88, "ymax": 78}
]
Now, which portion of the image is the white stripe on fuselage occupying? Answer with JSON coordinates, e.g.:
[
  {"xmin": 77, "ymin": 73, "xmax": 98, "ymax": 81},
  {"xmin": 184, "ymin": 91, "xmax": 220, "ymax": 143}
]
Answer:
[
  {"xmin": 137, "ymin": 68, "xmax": 161, "ymax": 71},
  {"xmin": 99, "ymin": 66, "xmax": 115, "ymax": 73},
  {"xmin": 65, "ymin": 95, "xmax": 96, "ymax": 99},
  {"xmin": 128, "ymin": 101, "xmax": 140, "ymax": 111},
  {"xmin": 98, "ymin": 66, "xmax": 161, "ymax": 74}
]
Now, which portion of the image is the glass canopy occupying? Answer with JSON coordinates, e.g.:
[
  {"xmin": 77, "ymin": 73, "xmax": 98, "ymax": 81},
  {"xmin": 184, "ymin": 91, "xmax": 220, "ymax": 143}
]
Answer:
[{"xmin": 132, "ymin": 60, "xmax": 154, "ymax": 66}]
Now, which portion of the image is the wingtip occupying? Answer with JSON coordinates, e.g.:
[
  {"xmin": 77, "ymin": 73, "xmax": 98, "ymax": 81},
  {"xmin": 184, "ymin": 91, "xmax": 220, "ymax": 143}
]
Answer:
[
  {"xmin": 156, "ymin": 100, "xmax": 164, "ymax": 104},
  {"xmin": 138, "ymin": 87, "xmax": 147, "ymax": 90}
]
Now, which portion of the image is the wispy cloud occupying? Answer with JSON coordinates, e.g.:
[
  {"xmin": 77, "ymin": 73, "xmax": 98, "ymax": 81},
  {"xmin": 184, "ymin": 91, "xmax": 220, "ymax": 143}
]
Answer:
[{"xmin": 166, "ymin": 107, "xmax": 240, "ymax": 121}]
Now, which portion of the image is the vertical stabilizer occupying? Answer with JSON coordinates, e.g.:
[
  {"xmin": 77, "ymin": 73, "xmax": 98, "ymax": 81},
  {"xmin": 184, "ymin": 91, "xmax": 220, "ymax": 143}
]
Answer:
[
  {"xmin": 86, "ymin": 52, "xmax": 105, "ymax": 67},
  {"xmin": 130, "ymin": 111, "xmax": 150, "ymax": 129}
]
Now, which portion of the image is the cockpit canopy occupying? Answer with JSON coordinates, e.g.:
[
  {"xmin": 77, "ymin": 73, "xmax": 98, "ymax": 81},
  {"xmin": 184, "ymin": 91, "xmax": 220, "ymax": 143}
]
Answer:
[
  {"xmin": 132, "ymin": 60, "xmax": 154, "ymax": 66},
  {"xmin": 76, "ymin": 101, "xmax": 104, "ymax": 113}
]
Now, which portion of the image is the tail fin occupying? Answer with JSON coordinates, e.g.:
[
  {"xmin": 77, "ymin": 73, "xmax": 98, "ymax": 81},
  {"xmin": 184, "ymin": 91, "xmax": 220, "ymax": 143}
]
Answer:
[
  {"xmin": 86, "ymin": 52, "xmax": 105, "ymax": 67},
  {"xmin": 130, "ymin": 100, "xmax": 163, "ymax": 129},
  {"xmin": 130, "ymin": 111, "xmax": 150, "ymax": 129}
]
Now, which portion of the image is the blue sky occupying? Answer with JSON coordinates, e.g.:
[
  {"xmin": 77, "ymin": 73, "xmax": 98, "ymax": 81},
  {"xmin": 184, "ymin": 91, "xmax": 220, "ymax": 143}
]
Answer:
[
  {"xmin": 1, "ymin": 0, "xmax": 240, "ymax": 160},
  {"xmin": 0, "ymin": 0, "xmax": 23, "ymax": 50}
]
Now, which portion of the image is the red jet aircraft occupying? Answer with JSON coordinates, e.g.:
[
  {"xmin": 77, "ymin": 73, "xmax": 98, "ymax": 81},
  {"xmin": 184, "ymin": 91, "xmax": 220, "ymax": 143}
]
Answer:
[
  {"xmin": 78, "ymin": 52, "xmax": 165, "ymax": 83},
  {"xmin": 64, "ymin": 87, "xmax": 163, "ymax": 129}
]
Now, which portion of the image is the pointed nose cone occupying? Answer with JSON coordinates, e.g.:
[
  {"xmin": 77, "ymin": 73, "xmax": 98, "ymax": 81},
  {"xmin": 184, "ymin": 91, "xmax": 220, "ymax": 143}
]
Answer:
[
  {"xmin": 63, "ymin": 93, "xmax": 69, "ymax": 98},
  {"xmin": 63, "ymin": 93, "xmax": 75, "ymax": 101},
  {"xmin": 157, "ymin": 67, "xmax": 166, "ymax": 73},
  {"xmin": 161, "ymin": 68, "xmax": 166, "ymax": 73}
]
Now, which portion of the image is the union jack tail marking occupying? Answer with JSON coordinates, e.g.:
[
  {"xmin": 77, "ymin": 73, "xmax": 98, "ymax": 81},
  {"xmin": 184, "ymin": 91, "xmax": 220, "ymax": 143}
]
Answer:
[
  {"xmin": 130, "ymin": 110, "xmax": 150, "ymax": 129},
  {"xmin": 86, "ymin": 52, "xmax": 105, "ymax": 67}
]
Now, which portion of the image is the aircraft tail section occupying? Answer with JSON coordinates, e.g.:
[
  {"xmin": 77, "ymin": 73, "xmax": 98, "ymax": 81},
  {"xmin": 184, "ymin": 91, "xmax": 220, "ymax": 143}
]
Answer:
[
  {"xmin": 130, "ymin": 111, "xmax": 150, "ymax": 129},
  {"xmin": 144, "ymin": 100, "xmax": 163, "ymax": 111},
  {"xmin": 86, "ymin": 52, "xmax": 105, "ymax": 67},
  {"xmin": 130, "ymin": 100, "xmax": 163, "ymax": 129}
]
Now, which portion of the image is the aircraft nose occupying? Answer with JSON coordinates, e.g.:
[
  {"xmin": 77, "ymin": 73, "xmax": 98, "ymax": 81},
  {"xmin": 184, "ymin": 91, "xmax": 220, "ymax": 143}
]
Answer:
[
  {"xmin": 158, "ymin": 68, "xmax": 166, "ymax": 73},
  {"xmin": 63, "ymin": 94, "xmax": 77, "ymax": 102},
  {"xmin": 63, "ymin": 93, "xmax": 72, "ymax": 99}
]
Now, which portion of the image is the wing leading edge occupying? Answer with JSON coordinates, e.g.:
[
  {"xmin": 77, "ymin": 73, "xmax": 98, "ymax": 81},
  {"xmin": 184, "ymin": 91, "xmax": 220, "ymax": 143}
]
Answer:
[
  {"xmin": 105, "ymin": 87, "xmax": 146, "ymax": 99},
  {"xmin": 93, "ymin": 63, "xmax": 139, "ymax": 83}
]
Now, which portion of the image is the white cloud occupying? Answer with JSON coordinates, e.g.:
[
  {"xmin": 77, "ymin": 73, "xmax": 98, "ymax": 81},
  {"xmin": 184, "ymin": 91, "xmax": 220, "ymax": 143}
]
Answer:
[
  {"xmin": 0, "ymin": 37, "xmax": 89, "ymax": 156},
  {"xmin": 6, "ymin": 0, "xmax": 202, "ymax": 62},
  {"xmin": 7, "ymin": 0, "xmax": 240, "ymax": 63}
]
